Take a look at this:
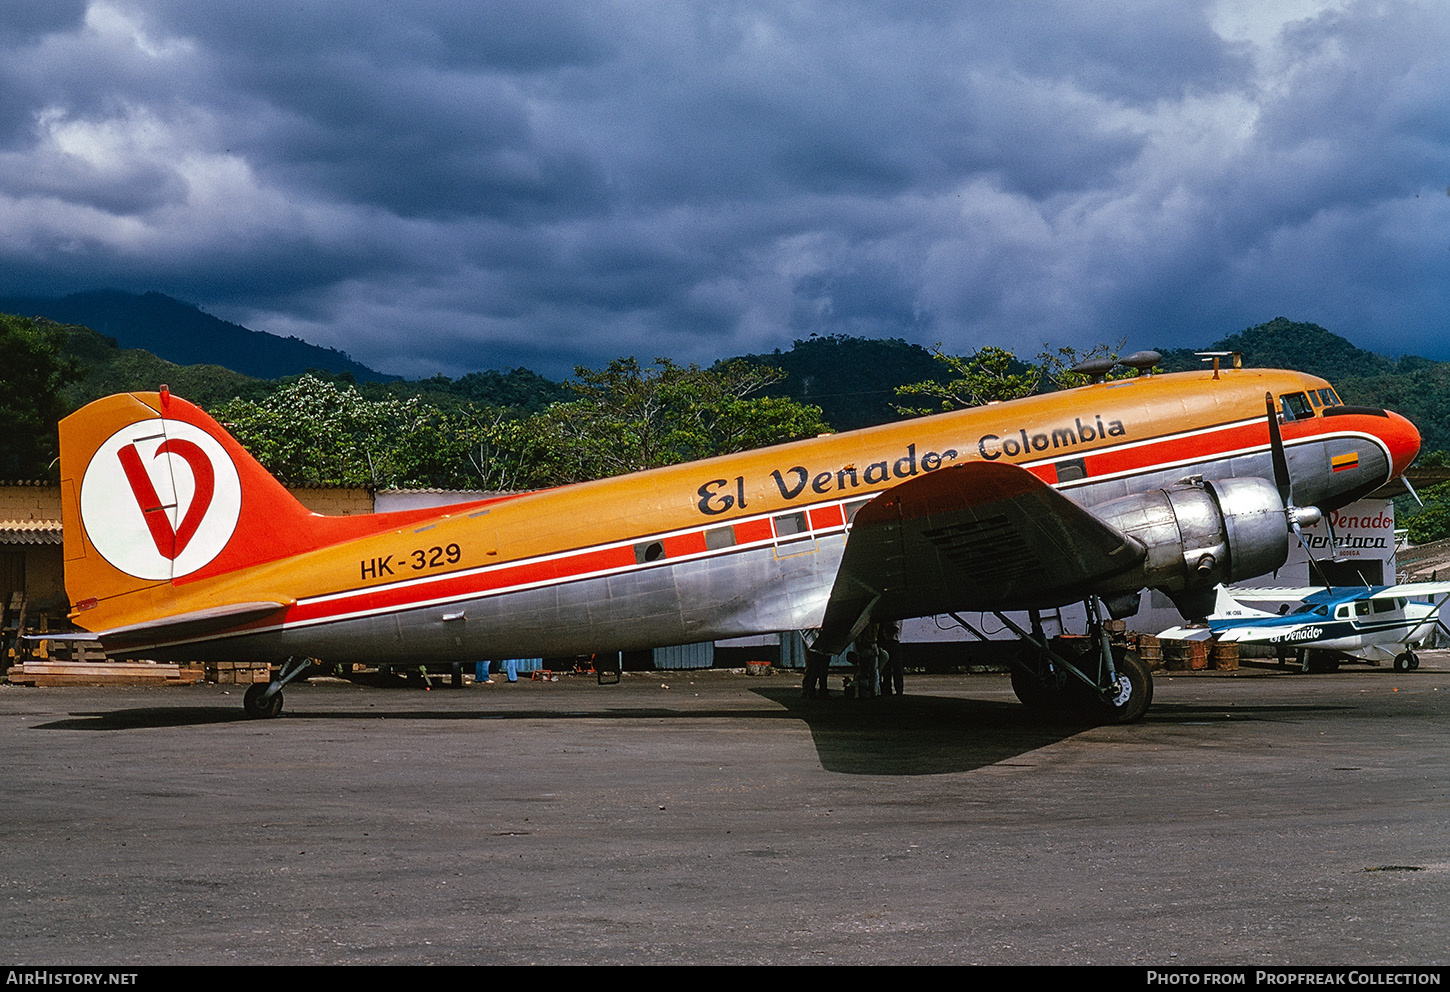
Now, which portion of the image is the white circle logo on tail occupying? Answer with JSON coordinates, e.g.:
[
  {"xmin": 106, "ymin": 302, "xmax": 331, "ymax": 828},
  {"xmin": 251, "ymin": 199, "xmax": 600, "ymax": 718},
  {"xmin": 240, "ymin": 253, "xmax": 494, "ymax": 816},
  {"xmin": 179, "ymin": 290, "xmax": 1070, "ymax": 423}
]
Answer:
[{"xmin": 80, "ymin": 419, "xmax": 243, "ymax": 580}]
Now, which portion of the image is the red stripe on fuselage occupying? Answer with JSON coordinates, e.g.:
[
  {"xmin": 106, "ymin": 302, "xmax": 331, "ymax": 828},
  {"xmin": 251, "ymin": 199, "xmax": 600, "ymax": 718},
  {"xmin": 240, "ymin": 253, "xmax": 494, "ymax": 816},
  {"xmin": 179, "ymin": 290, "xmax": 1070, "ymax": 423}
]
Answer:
[{"xmin": 194, "ymin": 413, "xmax": 1387, "ymax": 645}]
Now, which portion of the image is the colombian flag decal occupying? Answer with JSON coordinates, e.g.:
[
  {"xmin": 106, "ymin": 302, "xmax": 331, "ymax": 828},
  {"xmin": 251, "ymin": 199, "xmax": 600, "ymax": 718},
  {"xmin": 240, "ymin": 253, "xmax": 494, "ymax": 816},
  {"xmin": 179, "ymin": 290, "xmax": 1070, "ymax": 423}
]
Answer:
[{"xmin": 1331, "ymin": 452, "xmax": 1359, "ymax": 473}]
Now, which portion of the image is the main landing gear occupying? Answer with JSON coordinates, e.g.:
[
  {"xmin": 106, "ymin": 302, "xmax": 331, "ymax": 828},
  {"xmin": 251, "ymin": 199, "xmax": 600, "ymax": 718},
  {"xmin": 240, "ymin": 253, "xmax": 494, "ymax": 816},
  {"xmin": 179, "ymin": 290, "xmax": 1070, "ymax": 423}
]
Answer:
[
  {"xmin": 1394, "ymin": 650, "xmax": 1420, "ymax": 672},
  {"xmin": 242, "ymin": 657, "xmax": 313, "ymax": 719},
  {"xmin": 954, "ymin": 598, "xmax": 1153, "ymax": 724}
]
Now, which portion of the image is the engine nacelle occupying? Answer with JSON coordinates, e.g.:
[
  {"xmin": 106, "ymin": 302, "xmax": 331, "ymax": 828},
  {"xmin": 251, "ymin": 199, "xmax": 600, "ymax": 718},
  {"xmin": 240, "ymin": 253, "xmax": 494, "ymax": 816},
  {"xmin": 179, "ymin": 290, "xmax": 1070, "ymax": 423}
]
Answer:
[{"xmin": 1092, "ymin": 477, "xmax": 1290, "ymax": 617}]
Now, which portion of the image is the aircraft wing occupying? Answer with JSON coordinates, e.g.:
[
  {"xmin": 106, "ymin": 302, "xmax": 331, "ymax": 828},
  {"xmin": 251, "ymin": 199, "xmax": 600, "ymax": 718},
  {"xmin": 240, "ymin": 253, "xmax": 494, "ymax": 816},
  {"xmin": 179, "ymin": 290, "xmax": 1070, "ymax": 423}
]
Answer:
[
  {"xmin": 1224, "ymin": 586, "xmax": 1328, "ymax": 601},
  {"xmin": 1369, "ymin": 581, "xmax": 1450, "ymax": 599},
  {"xmin": 814, "ymin": 461, "xmax": 1145, "ymax": 655}
]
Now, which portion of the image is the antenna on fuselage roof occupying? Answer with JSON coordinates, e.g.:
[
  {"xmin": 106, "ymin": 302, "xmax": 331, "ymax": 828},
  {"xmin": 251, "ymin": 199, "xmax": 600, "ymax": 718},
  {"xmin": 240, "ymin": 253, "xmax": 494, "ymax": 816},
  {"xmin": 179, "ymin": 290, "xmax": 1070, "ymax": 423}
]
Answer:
[
  {"xmin": 1069, "ymin": 350, "xmax": 1163, "ymax": 383},
  {"xmin": 1120, "ymin": 350, "xmax": 1161, "ymax": 375},
  {"xmin": 1196, "ymin": 351, "xmax": 1243, "ymax": 379},
  {"xmin": 1070, "ymin": 356, "xmax": 1116, "ymax": 383}
]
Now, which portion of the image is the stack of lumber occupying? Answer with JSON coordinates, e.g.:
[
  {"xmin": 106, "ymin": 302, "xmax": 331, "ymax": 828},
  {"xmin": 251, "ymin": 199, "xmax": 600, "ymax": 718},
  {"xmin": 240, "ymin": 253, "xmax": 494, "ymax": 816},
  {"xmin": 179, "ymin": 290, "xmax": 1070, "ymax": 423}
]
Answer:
[{"xmin": 5, "ymin": 639, "xmax": 202, "ymax": 685}]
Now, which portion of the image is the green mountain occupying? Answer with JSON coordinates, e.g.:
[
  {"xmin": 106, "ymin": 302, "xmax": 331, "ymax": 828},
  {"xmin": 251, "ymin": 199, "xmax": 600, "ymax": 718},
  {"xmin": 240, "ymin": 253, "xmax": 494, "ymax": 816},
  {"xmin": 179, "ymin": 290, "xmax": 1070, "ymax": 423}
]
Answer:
[
  {"xmin": 0, "ymin": 289, "xmax": 394, "ymax": 382},
  {"xmin": 57, "ymin": 321, "xmax": 273, "ymax": 410},
  {"xmin": 1154, "ymin": 317, "xmax": 1398, "ymax": 381},
  {"xmin": 737, "ymin": 334, "xmax": 947, "ymax": 431},
  {"xmin": 19, "ymin": 300, "xmax": 1450, "ymax": 470},
  {"xmin": 1153, "ymin": 317, "xmax": 1448, "ymax": 451}
]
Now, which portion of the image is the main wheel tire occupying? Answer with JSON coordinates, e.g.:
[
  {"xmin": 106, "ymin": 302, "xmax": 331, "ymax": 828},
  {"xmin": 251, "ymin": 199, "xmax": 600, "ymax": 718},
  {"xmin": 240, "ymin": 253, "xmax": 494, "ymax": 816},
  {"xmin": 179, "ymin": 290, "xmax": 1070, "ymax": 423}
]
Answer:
[
  {"xmin": 1394, "ymin": 652, "xmax": 1412, "ymax": 672},
  {"xmin": 1075, "ymin": 650, "xmax": 1153, "ymax": 724},
  {"xmin": 243, "ymin": 682, "xmax": 284, "ymax": 719},
  {"xmin": 1409, "ymin": 652, "xmax": 1420, "ymax": 671},
  {"xmin": 1011, "ymin": 664, "xmax": 1067, "ymax": 710}
]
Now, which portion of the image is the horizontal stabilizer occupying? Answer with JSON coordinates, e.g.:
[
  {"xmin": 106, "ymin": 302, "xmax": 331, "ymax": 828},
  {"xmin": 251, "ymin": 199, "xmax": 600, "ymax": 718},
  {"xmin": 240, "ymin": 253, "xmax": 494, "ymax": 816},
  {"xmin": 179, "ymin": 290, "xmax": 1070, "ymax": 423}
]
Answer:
[
  {"xmin": 36, "ymin": 601, "xmax": 292, "ymax": 650},
  {"xmin": 1157, "ymin": 625, "xmax": 1215, "ymax": 642}
]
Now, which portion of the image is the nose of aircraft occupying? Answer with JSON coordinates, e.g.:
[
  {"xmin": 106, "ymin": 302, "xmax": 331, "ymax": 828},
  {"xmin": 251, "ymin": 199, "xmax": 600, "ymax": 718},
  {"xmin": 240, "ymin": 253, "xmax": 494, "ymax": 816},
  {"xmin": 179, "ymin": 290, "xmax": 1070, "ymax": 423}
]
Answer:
[{"xmin": 1383, "ymin": 410, "xmax": 1421, "ymax": 479}]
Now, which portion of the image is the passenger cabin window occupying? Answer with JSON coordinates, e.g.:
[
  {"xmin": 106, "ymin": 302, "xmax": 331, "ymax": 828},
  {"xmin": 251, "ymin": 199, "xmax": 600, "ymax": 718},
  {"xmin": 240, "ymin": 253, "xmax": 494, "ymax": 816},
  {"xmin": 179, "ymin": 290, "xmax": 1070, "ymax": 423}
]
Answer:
[
  {"xmin": 772, "ymin": 511, "xmax": 809, "ymax": 538},
  {"xmin": 634, "ymin": 540, "xmax": 666, "ymax": 563},
  {"xmin": 1354, "ymin": 600, "xmax": 1371, "ymax": 617},
  {"xmin": 1279, "ymin": 392, "xmax": 1313, "ymax": 421}
]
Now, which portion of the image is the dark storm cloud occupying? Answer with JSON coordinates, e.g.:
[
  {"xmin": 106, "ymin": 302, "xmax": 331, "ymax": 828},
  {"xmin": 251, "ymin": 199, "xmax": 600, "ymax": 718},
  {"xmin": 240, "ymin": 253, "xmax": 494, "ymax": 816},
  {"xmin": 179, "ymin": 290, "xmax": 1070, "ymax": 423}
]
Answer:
[{"xmin": 0, "ymin": 0, "xmax": 1446, "ymax": 378}]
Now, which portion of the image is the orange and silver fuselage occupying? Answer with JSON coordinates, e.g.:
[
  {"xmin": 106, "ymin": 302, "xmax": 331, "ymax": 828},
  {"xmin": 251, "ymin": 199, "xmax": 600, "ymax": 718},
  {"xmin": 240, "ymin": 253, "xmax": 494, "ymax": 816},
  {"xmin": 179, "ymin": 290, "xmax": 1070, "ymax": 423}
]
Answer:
[{"xmin": 58, "ymin": 367, "xmax": 1419, "ymax": 662}]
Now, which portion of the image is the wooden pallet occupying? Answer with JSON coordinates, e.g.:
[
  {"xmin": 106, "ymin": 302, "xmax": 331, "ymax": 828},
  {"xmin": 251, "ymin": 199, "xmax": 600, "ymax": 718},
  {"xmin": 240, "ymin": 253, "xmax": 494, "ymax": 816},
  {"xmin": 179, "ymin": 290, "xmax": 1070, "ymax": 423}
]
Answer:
[{"xmin": 5, "ymin": 660, "xmax": 202, "ymax": 686}]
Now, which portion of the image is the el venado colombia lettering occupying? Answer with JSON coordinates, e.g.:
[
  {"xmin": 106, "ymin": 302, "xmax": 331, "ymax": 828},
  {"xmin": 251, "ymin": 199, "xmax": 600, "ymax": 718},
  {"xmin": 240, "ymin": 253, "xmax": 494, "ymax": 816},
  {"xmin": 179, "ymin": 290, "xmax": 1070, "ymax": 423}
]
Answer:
[{"xmin": 695, "ymin": 414, "xmax": 1128, "ymax": 515}]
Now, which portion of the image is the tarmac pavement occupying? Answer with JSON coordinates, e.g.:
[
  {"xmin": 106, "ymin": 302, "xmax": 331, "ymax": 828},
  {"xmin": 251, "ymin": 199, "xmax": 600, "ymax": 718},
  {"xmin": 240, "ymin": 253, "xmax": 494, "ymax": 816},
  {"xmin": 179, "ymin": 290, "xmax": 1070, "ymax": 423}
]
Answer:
[{"xmin": 2, "ymin": 655, "xmax": 1449, "ymax": 966}]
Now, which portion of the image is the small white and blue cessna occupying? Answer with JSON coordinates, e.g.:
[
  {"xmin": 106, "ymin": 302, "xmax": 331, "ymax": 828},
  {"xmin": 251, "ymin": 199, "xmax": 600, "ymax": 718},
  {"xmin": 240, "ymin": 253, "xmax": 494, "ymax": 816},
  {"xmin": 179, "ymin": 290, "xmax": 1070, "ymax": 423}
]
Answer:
[{"xmin": 1159, "ymin": 583, "xmax": 1450, "ymax": 672}]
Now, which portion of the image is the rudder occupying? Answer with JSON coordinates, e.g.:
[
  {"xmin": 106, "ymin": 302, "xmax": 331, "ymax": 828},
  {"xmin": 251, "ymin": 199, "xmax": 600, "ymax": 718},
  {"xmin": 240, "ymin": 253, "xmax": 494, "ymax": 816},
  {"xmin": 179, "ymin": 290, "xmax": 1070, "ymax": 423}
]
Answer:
[{"xmin": 60, "ymin": 389, "xmax": 321, "ymax": 624}]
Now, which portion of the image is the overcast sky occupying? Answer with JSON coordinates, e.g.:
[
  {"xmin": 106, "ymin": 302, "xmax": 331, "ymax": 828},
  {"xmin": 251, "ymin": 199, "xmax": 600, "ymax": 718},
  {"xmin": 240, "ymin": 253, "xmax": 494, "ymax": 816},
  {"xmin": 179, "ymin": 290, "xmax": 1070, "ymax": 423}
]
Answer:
[{"xmin": 1, "ymin": 1, "xmax": 1446, "ymax": 379}]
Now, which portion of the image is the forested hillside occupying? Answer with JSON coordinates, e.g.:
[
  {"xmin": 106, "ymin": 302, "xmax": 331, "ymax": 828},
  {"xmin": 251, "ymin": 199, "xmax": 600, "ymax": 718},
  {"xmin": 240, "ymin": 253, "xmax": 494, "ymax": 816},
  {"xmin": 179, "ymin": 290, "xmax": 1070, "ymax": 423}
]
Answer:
[
  {"xmin": 1155, "ymin": 317, "xmax": 1450, "ymax": 453},
  {"xmin": 7, "ymin": 306, "xmax": 1450, "ymax": 506},
  {"xmin": 0, "ymin": 290, "xmax": 392, "ymax": 382}
]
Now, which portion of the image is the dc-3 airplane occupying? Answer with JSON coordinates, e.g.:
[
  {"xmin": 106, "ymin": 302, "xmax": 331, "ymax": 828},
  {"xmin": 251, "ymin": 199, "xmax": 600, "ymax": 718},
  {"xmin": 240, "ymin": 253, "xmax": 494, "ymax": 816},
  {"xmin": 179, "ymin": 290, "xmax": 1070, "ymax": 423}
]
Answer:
[
  {"xmin": 53, "ymin": 352, "xmax": 1419, "ymax": 721},
  {"xmin": 1159, "ymin": 583, "xmax": 1450, "ymax": 672}
]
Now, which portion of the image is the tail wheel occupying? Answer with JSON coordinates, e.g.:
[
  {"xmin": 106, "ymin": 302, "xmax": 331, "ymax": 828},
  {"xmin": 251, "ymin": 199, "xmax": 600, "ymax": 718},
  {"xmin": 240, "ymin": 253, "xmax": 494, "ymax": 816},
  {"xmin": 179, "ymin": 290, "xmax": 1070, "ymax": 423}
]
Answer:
[{"xmin": 243, "ymin": 682, "xmax": 283, "ymax": 719}]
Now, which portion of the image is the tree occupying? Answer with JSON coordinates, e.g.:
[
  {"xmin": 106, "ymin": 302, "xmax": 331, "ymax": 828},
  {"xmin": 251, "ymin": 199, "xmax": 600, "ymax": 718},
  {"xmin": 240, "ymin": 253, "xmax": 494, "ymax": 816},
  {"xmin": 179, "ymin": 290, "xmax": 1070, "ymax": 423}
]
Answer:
[
  {"xmin": 1400, "ymin": 475, "xmax": 1450, "ymax": 544},
  {"xmin": 894, "ymin": 341, "xmax": 1132, "ymax": 415},
  {"xmin": 737, "ymin": 335, "xmax": 947, "ymax": 430},
  {"xmin": 0, "ymin": 315, "xmax": 80, "ymax": 478},
  {"xmin": 212, "ymin": 375, "xmax": 441, "ymax": 488},
  {"xmin": 477, "ymin": 358, "xmax": 831, "ymax": 487}
]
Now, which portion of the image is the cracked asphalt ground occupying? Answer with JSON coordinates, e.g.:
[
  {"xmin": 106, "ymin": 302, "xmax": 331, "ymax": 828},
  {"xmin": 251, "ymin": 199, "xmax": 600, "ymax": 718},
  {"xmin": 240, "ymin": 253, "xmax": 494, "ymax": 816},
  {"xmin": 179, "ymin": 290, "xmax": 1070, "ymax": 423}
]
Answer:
[{"xmin": 2, "ymin": 657, "xmax": 1448, "ymax": 966}]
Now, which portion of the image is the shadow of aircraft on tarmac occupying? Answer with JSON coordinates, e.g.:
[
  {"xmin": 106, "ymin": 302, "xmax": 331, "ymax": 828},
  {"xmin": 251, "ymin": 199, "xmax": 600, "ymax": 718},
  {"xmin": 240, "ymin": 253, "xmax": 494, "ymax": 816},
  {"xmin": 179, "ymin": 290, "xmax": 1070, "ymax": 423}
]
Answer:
[{"xmin": 28, "ymin": 686, "xmax": 1350, "ymax": 776}]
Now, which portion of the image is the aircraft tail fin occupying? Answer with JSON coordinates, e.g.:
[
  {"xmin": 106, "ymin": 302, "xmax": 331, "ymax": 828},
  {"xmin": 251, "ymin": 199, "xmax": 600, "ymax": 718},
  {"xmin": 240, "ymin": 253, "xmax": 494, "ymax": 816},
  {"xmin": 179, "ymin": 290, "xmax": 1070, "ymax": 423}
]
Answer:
[
  {"xmin": 58, "ymin": 389, "xmax": 462, "ymax": 632},
  {"xmin": 1212, "ymin": 585, "xmax": 1277, "ymax": 620}
]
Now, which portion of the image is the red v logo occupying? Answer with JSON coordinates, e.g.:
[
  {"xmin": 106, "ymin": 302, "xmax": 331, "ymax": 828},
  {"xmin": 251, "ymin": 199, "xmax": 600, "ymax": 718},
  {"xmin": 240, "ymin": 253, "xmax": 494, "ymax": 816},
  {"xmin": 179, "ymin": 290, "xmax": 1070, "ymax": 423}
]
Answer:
[{"xmin": 116, "ymin": 439, "xmax": 216, "ymax": 561}]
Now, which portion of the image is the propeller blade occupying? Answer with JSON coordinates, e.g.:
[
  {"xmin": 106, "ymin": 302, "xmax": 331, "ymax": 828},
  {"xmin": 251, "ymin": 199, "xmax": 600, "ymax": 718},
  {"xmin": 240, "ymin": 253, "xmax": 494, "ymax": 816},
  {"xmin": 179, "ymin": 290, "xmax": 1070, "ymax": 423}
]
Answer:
[
  {"xmin": 1265, "ymin": 391, "xmax": 1336, "ymax": 574},
  {"xmin": 1322, "ymin": 512, "xmax": 1345, "ymax": 563},
  {"xmin": 1265, "ymin": 392, "xmax": 1292, "ymax": 505}
]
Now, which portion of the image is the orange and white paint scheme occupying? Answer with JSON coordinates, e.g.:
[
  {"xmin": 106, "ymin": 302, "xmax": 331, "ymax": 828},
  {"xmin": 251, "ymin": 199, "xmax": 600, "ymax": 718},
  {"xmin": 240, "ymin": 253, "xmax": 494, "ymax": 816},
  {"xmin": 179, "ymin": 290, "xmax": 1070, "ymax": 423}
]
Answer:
[{"xmin": 56, "ymin": 363, "xmax": 1420, "ymax": 720}]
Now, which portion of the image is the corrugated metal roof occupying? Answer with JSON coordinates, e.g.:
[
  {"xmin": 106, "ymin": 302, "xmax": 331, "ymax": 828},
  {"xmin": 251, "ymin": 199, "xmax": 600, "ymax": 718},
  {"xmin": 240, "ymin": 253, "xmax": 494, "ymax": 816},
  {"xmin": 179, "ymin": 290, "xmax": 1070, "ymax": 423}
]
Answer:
[
  {"xmin": 1398, "ymin": 535, "xmax": 1450, "ymax": 580},
  {"xmin": 0, "ymin": 519, "xmax": 62, "ymax": 545}
]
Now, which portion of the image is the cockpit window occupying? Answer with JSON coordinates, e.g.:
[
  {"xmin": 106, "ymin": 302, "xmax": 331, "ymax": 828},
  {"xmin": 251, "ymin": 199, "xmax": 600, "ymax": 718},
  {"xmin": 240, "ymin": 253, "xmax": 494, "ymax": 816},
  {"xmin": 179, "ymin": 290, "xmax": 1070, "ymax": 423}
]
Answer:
[
  {"xmin": 1316, "ymin": 388, "xmax": 1341, "ymax": 408},
  {"xmin": 1279, "ymin": 392, "xmax": 1313, "ymax": 421},
  {"xmin": 1291, "ymin": 603, "xmax": 1329, "ymax": 616}
]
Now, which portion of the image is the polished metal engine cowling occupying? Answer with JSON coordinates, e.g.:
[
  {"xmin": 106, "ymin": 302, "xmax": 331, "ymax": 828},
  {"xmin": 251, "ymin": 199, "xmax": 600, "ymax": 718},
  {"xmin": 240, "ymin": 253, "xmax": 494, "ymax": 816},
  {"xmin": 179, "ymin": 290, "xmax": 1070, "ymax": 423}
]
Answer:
[{"xmin": 1092, "ymin": 476, "xmax": 1289, "ymax": 597}]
